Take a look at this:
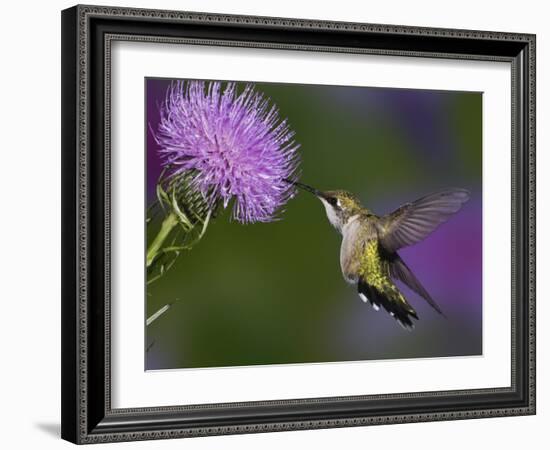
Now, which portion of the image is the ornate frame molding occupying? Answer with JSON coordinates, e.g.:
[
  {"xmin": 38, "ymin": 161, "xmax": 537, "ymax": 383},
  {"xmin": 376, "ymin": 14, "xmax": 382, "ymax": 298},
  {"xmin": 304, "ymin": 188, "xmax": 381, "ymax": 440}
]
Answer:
[{"xmin": 61, "ymin": 4, "xmax": 536, "ymax": 444}]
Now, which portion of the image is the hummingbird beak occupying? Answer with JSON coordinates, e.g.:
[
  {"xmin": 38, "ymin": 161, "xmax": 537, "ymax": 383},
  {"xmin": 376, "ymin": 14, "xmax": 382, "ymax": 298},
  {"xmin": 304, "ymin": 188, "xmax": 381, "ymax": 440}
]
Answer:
[{"xmin": 283, "ymin": 178, "xmax": 324, "ymax": 198}]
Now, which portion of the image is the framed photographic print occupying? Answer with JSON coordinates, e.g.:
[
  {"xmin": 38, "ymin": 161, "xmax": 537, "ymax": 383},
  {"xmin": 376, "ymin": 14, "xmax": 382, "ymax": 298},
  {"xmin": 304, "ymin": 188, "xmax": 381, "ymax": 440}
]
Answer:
[{"xmin": 61, "ymin": 4, "xmax": 536, "ymax": 444}]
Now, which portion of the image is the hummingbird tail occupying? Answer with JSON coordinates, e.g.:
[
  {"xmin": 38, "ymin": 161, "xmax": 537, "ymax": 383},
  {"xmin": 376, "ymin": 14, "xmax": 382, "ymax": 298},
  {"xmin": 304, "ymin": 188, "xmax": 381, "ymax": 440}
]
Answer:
[{"xmin": 358, "ymin": 279, "xmax": 418, "ymax": 330}]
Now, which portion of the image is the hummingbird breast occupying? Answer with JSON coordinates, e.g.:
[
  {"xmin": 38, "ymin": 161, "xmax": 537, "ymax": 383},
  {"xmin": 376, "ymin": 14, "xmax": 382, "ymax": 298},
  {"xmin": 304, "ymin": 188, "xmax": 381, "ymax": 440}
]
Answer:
[{"xmin": 339, "ymin": 215, "xmax": 377, "ymax": 283}]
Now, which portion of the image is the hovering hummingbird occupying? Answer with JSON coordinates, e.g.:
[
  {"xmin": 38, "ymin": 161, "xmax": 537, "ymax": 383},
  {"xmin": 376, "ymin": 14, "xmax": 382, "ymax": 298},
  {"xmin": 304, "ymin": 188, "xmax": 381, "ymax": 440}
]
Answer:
[{"xmin": 289, "ymin": 180, "xmax": 470, "ymax": 330}]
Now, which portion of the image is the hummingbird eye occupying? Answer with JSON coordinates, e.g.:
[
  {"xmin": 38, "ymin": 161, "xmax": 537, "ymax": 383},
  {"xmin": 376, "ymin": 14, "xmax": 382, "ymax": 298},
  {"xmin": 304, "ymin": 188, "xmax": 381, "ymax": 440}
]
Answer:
[{"xmin": 328, "ymin": 197, "xmax": 339, "ymax": 208}]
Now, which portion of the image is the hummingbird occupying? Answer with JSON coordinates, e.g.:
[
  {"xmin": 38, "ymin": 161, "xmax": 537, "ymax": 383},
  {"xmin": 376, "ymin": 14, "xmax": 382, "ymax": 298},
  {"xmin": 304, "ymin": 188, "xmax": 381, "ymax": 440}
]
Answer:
[{"xmin": 289, "ymin": 180, "xmax": 470, "ymax": 330}]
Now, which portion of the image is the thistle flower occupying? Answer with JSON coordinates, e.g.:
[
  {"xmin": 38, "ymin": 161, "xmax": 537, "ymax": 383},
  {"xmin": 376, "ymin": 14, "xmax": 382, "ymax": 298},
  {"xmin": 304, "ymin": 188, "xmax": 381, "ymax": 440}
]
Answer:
[{"xmin": 155, "ymin": 80, "xmax": 300, "ymax": 223}]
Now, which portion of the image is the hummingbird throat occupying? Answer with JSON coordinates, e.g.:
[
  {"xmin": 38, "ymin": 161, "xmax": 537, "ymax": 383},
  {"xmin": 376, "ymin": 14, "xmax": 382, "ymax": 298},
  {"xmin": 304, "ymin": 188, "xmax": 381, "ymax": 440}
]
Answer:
[{"xmin": 320, "ymin": 197, "xmax": 344, "ymax": 232}]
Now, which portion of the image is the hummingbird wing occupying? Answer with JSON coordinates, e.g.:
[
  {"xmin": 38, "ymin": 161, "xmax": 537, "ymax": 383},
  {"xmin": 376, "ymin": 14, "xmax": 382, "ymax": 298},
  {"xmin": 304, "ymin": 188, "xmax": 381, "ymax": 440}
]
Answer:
[
  {"xmin": 377, "ymin": 188, "xmax": 470, "ymax": 253},
  {"xmin": 388, "ymin": 254, "xmax": 444, "ymax": 316}
]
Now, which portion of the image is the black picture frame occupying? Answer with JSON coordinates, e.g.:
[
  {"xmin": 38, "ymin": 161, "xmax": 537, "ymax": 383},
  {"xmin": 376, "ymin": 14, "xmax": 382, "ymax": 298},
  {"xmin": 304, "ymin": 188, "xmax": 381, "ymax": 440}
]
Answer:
[{"xmin": 61, "ymin": 4, "xmax": 536, "ymax": 444}]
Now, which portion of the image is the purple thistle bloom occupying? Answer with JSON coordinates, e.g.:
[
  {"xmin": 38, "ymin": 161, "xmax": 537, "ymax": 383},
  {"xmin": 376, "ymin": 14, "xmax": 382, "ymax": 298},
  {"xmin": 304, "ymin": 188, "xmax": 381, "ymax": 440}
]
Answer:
[{"xmin": 155, "ymin": 80, "xmax": 300, "ymax": 223}]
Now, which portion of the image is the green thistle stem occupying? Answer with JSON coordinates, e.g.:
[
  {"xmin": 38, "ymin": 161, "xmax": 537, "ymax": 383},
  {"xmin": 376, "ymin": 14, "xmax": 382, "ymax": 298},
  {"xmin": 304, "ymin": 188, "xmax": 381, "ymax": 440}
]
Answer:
[{"xmin": 146, "ymin": 211, "xmax": 179, "ymax": 268}]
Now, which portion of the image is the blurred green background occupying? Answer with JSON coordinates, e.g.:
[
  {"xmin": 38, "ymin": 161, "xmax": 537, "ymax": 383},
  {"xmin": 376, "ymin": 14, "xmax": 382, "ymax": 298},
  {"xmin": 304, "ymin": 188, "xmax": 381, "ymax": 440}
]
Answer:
[{"xmin": 146, "ymin": 78, "xmax": 482, "ymax": 370}]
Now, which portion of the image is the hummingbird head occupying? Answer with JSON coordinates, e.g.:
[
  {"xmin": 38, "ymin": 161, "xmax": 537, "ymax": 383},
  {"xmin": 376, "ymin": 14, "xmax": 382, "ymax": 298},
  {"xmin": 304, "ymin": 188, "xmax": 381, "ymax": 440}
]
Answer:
[{"xmin": 288, "ymin": 180, "xmax": 365, "ymax": 233}]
